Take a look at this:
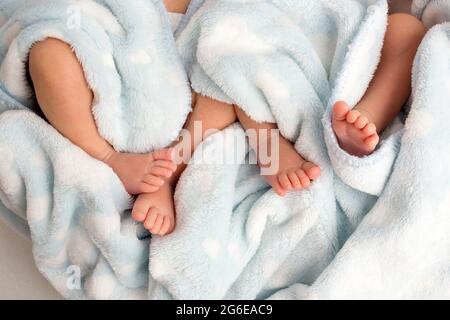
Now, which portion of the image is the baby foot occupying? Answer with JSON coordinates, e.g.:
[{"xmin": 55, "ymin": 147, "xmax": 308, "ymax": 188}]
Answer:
[
  {"xmin": 104, "ymin": 148, "xmax": 177, "ymax": 195},
  {"xmin": 259, "ymin": 134, "xmax": 321, "ymax": 197},
  {"xmin": 131, "ymin": 183, "xmax": 176, "ymax": 236},
  {"xmin": 332, "ymin": 101, "xmax": 380, "ymax": 157}
]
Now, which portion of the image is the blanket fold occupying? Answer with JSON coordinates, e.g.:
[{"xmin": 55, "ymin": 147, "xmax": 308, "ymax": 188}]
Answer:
[
  {"xmin": 0, "ymin": 0, "xmax": 192, "ymax": 153},
  {"xmin": 273, "ymin": 0, "xmax": 450, "ymax": 299},
  {"xmin": 0, "ymin": 0, "xmax": 193, "ymax": 299}
]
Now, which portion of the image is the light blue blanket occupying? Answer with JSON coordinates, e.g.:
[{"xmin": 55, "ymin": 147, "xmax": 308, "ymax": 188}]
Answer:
[{"xmin": 0, "ymin": 0, "xmax": 449, "ymax": 299}]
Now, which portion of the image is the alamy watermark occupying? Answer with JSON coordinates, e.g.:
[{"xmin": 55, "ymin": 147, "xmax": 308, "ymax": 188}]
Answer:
[
  {"xmin": 172, "ymin": 121, "xmax": 280, "ymax": 176},
  {"xmin": 67, "ymin": 5, "xmax": 81, "ymax": 30},
  {"xmin": 66, "ymin": 265, "xmax": 81, "ymax": 291}
]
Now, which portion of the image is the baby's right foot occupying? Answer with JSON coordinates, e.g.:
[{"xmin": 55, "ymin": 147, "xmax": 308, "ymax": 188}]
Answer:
[
  {"xmin": 258, "ymin": 134, "xmax": 321, "ymax": 197},
  {"xmin": 104, "ymin": 148, "xmax": 177, "ymax": 195},
  {"xmin": 332, "ymin": 101, "xmax": 380, "ymax": 157},
  {"xmin": 131, "ymin": 183, "xmax": 176, "ymax": 236}
]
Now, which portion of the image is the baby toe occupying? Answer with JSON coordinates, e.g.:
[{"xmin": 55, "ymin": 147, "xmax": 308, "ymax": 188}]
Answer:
[
  {"xmin": 132, "ymin": 198, "xmax": 151, "ymax": 222},
  {"xmin": 158, "ymin": 217, "xmax": 172, "ymax": 236},
  {"xmin": 275, "ymin": 187, "xmax": 287, "ymax": 197},
  {"xmin": 151, "ymin": 148, "xmax": 174, "ymax": 161},
  {"xmin": 302, "ymin": 162, "xmax": 321, "ymax": 180},
  {"xmin": 144, "ymin": 175, "xmax": 164, "ymax": 187},
  {"xmin": 288, "ymin": 171, "xmax": 302, "ymax": 190},
  {"xmin": 278, "ymin": 174, "xmax": 293, "ymax": 192},
  {"xmin": 346, "ymin": 110, "xmax": 360, "ymax": 124},
  {"xmin": 272, "ymin": 180, "xmax": 287, "ymax": 197},
  {"xmin": 150, "ymin": 166, "xmax": 173, "ymax": 179},
  {"xmin": 364, "ymin": 134, "xmax": 380, "ymax": 151},
  {"xmin": 333, "ymin": 101, "xmax": 350, "ymax": 121},
  {"xmin": 154, "ymin": 160, "xmax": 177, "ymax": 172},
  {"xmin": 355, "ymin": 116, "xmax": 369, "ymax": 129},
  {"xmin": 144, "ymin": 208, "xmax": 159, "ymax": 230},
  {"xmin": 296, "ymin": 169, "xmax": 311, "ymax": 188},
  {"xmin": 150, "ymin": 215, "xmax": 165, "ymax": 235},
  {"xmin": 363, "ymin": 123, "xmax": 377, "ymax": 136},
  {"xmin": 139, "ymin": 181, "xmax": 161, "ymax": 194},
  {"xmin": 167, "ymin": 217, "xmax": 176, "ymax": 235}
]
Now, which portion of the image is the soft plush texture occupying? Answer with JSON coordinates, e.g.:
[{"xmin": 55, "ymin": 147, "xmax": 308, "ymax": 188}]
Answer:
[
  {"xmin": 0, "ymin": 0, "xmax": 194, "ymax": 299},
  {"xmin": 0, "ymin": 0, "xmax": 192, "ymax": 153},
  {"xmin": 0, "ymin": 0, "xmax": 449, "ymax": 300}
]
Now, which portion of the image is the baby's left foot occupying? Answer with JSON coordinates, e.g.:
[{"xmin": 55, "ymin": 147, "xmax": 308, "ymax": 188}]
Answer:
[
  {"xmin": 332, "ymin": 101, "xmax": 380, "ymax": 157},
  {"xmin": 131, "ymin": 183, "xmax": 176, "ymax": 237}
]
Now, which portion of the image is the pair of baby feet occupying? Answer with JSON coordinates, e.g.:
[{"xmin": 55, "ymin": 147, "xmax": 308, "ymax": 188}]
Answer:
[
  {"xmin": 106, "ymin": 137, "xmax": 322, "ymax": 237},
  {"xmin": 104, "ymin": 148, "xmax": 178, "ymax": 236},
  {"xmin": 251, "ymin": 101, "xmax": 380, "ymax": 197},
  {"xmin": 105, "ymin": 138, "xmax": 322, "ymax": 236},
  {"xmin": 106, "ymin": 101, "xmax": 379, "ymax": 237}
]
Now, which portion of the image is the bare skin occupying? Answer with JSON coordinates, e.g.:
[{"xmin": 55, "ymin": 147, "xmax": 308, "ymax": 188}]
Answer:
[
  {"xmin": 132, "ymin": 94, "xmax": 238, "ymax": 235},
  {"xmin": 28, "ymin": 0, "xmax": 193, "ymax": 237},
  {"xmin": 332, "ymin": 13, "xmax": 426, "ymax": 157},
  {"xmin": 234, "ymin": 107, "xmax": 320, "ymax": 196},
  {"xmin": 133, "ymin": 94, "xmax": 322, "ymax": 235},
  {"xmin": 29, "ymin": 39, "xmax": 176, "ymax": 195}
]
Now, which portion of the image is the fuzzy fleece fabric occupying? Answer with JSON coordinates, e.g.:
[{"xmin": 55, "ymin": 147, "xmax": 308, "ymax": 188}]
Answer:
[
  {"xmin": 0, "ymin": 0, "xmax": 192, "ymax": 153},
  {"xmin": 0, "ymin": 0, "xmax": 449, "ymax": 299}
]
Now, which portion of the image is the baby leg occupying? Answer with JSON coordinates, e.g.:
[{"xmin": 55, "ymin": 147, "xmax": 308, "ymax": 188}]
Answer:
[
  {"xmin": 132, "ymin": 95, "xmax": 237, "ymax": 236},
  {"xmin": 29, "ymin": 38, "xmax": 176, "ymax": 194},
  {"xmin": 163, "ymin": 0, "xmax": 191, "ymax": 13},
  {"xmin": 333, "ymin": 13, "xmax": 426, "ymax": 157},
  {"xmin": 234, "ymin": 107, "xmax": 320, "ymax": 197}
]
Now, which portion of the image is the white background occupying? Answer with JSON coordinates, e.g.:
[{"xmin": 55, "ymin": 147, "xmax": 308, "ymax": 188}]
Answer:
[{"xmin": 0, "ymin": 220, "xmax": 61, "ymax": 300}]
